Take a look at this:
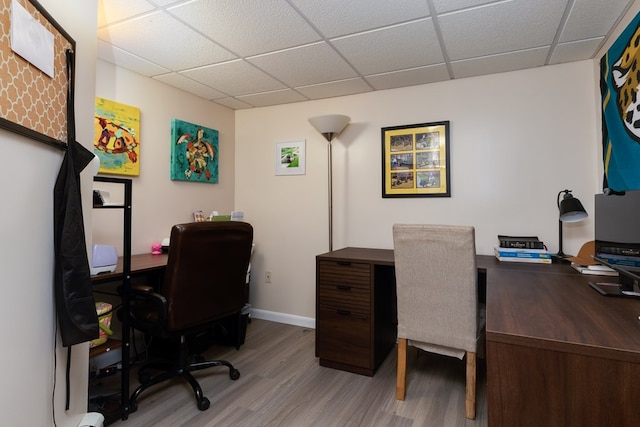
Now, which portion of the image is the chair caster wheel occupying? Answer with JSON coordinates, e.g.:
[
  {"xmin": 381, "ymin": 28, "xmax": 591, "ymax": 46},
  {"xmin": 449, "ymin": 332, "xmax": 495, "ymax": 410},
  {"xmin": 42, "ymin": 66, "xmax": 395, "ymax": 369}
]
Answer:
[
  {"xmin": 197, "ymin": 397, "xmax": 210, "ymax": 411},
  {"xmin": 230, "ymin": 368, "xmax": 240, "ymax": 380}
]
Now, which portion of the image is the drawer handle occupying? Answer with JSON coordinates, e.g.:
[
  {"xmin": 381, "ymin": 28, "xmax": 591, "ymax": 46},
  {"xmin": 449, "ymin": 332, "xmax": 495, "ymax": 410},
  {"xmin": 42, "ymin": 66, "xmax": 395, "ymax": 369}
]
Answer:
[
  {"xmin": 336, "ymin": 285, "xmax": 351, "ymax": 291},
  {"xmin": 337, "ymin": 261, "xmax": 351, "ymax": 266},
  {"xmin": 336, "ymin": 309, "xmax": 351, "ymax": 316}
]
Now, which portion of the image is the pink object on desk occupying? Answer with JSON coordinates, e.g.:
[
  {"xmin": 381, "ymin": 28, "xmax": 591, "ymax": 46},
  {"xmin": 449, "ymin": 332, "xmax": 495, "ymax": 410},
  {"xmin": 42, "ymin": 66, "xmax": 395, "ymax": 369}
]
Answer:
[{"xmin": 151, "ymin": 243, "xmax": 162, "ymax": 255}]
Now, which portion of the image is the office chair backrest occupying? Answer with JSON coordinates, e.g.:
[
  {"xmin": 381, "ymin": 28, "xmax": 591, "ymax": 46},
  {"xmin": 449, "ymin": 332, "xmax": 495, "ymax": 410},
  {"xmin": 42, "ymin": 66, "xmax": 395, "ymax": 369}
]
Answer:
[
  {"xmin": 393, "ymin": 224, "xmax": 478, "ymax": 353},
  {"xmin": 161, "ymin": 221, "xmax": 253, "ymax": 332}
]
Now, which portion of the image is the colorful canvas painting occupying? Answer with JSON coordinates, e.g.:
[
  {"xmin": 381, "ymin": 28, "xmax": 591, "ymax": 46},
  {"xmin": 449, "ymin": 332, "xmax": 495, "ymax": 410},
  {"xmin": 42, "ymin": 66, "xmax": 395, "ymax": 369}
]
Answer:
[
  {"xmin": 94, "ymin": 97, "xmax": 140, "ymax": 176},
  {"xmin": 170, "ymin": 119, "xmax": 218, "ymax": 183},
  {"xmin": 600, "ymin": 12, "xmax": 640, "ymax": 192}
]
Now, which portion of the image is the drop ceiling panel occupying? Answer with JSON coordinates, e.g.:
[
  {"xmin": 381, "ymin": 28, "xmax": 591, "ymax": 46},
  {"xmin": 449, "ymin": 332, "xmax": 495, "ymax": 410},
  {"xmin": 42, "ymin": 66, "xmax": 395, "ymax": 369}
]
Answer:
[
  {"xmin": 439, "ymin": 0, "xmax": 567, "ymax": 60},
  {"xmin": 288, "ymin": 0, "xmax": 430, "ymax": 38},
  {"xmin": 296, "ymin": 78, "xmax": 372, "ymax": 100},
  {"xmin": 332, "ymin": 19, "xmax": 444, "ymax": 76},
  {"xmin": 180, "ymin": 61, "xmax": 287, "ymax": 96},
  {"xmin": 549, "ymin": 38, "xmax": 605, "ymax": 65},
  {"xmin": 167, "ymin": 0, "xmax": 321, "ymax": 57},
  {"xmin": 560, "ymin": 0, "xmax": 632, "ymax": 43},
  {"xmin": 98, "ymin": 12, "xmax": 236, "ymax": 71},
  {"xmin": 365, "ymin": 65, "xmax": 450, "ymax": 90},
  {"xmin": 212, "ymin": 97, "xmax": 254, "ymax": 110},
  {"xmin": 97, "ymin": 40, "xmax": 170, "ymax": 77},
  {"xmin": 97, "ymin": 0, "xmax": 154, "ymax": 28},
  {"xmin": 431, "ymin": 0, "xmax": 500, "ymax": 14},
  {"xmin": 153, "ymin": 73, "xmax": 228, "ymax": 100},
  {"xmin": 450, "ymin": 47, "xmax": 549, "ymax": 79},
  {"xmin": 236, "ymin": 89, "xmax": 309, "ymax": 108},
  {"xmin": 248, "ymin": 43, "xmax": 357, "ymax": 87}
]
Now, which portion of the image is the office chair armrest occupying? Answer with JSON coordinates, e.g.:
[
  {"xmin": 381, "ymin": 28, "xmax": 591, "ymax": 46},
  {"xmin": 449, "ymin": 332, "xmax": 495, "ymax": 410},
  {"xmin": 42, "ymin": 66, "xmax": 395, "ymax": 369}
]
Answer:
[{"xmin": 129, "ymin": 288, "xmax": 168, "ymax": 334}]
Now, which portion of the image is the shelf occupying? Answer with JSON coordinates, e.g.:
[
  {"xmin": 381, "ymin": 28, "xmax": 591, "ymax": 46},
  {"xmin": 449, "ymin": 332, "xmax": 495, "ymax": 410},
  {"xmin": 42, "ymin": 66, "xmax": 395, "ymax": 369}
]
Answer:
[{"xmin": 91, "ymin": 176, "xmax": 132, "ymax": 421}]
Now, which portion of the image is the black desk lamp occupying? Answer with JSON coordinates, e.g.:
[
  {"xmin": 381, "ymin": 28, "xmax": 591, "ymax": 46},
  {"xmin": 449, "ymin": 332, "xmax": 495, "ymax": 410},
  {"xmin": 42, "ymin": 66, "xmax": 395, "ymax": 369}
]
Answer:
[{"xmin": 554, "ymin": 189, "xmax": 588, "ymax": 262}]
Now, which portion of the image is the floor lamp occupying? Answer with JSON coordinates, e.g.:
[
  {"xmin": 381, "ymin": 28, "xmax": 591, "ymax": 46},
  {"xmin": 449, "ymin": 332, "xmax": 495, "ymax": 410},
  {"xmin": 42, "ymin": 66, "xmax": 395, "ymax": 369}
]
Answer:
[
  {"xmin": 554, "ymin": 189, "xmax": 588, "ymax": 262},
  {"xmin": 308, "ymin": 114, "xmax": 351, "ymax": 252}
]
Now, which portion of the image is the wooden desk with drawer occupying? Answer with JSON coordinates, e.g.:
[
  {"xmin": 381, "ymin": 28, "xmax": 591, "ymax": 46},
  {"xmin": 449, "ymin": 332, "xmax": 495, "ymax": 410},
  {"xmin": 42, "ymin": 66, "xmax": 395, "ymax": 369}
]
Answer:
[{"xmin": 316, "ymin": 247, "xmax": 396, "ymax": 376}]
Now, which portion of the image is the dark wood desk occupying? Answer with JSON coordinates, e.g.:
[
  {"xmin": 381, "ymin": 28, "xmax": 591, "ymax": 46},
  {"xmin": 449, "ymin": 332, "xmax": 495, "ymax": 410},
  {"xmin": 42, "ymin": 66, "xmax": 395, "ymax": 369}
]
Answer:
[
  {"xmin": 485, "ymin": 263, "xmax": 640, "ymax": 426},
  {"xmin": 91, "ymin": 253, "xmax": 168, "ymax": 284},
  {"xmin": 317, "ymin": 247, "xmax": 640, "ymax": 426}
]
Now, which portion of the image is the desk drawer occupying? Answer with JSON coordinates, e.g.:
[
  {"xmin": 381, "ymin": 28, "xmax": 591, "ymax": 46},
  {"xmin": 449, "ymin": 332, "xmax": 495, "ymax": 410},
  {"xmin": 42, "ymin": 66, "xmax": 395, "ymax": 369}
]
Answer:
[
  {"xmin": 318, "ymin": 260, "xmax": 371, "ymax": 290},
  {"xmin": 318, "ymin": 284, "xmax": 370, "ymax": 313},
  {"xmin": 317, "ymin": 308, "xmax": 370, "ymax": 369}
]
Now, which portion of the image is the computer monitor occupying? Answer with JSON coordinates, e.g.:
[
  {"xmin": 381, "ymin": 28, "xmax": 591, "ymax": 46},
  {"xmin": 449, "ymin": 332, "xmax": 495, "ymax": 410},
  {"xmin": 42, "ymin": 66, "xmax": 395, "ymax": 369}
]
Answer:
[
  {"xmin": 595, "ymin": 190, "xmax": 640, "ymax": 271},
  {"xmin": 591, "ymin": 256, "xmax": 640, "ymax": 297}
]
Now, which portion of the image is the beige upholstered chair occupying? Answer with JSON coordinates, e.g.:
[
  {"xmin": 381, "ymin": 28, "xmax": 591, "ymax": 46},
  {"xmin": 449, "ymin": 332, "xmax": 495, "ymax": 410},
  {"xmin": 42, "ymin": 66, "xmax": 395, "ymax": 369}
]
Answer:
[{"xmin": 392, "ymin": 224, "xmax": 485, "ymax": 420}]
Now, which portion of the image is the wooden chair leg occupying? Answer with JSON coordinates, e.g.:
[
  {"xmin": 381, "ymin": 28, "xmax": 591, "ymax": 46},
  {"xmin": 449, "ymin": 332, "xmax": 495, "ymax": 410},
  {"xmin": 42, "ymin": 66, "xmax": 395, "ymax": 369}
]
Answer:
[
  {"xmin": 396, "ymin": 338, "xmax": 408, "ymax": 400},
  {"xmin": 465, "ymin": 351, "xmax": 477, "ymax": 420}
]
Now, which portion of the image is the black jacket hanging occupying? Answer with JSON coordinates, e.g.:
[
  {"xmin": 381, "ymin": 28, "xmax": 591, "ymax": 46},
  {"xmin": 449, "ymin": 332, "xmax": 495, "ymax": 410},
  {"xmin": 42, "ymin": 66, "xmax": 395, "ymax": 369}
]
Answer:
[{"xmin": 53, "ymin": 49, "xmax": 99, "ymax": 347}]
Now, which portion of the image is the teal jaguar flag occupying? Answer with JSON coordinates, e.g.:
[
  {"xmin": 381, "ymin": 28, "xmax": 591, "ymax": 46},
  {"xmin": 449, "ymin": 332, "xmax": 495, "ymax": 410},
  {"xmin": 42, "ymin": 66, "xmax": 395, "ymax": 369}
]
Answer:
[{"xmin": 600, "ymin": 12, "xmax": 640, "ymax": 193}]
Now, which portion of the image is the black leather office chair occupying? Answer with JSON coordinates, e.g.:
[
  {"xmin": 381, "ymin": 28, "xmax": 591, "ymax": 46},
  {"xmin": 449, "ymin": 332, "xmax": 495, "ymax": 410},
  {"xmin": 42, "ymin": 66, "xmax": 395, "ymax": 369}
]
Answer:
[{"xmin": 128, "ymin": 221, "xmax": 253, "ymax": 413}]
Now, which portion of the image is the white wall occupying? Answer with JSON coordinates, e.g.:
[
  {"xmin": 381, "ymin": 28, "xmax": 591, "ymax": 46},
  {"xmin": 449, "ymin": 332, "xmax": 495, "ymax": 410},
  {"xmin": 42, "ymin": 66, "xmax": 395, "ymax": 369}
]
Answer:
[
  {"xmin": 94, "ymin": 60, "xmax": 236, "ymax": 255},
  {"xmin": 0, "ymin": 1, "xmax": 97, "ymax": 426},
  {"xmin": 236, "ymin": 60, "xmax": 600, "ymax": 322}
]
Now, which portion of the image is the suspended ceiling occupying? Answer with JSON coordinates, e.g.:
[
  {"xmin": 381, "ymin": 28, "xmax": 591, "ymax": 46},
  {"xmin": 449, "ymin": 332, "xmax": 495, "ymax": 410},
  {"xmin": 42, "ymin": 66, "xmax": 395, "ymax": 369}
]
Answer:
[{"xmin": 97, "ymin": 0, "xmax": 635, "ymax": 110}]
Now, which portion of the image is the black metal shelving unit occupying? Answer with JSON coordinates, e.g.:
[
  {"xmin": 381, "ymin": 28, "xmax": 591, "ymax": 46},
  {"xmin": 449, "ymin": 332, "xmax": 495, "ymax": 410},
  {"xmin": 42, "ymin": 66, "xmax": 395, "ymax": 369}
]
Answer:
[{"xmin": 91, "ymin": 176, "xmax": 132, "ymax": 422}]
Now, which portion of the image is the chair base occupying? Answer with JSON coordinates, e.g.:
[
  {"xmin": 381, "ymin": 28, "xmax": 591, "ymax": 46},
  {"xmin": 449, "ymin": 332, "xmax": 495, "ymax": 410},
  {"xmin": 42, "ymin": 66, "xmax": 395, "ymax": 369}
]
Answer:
[{"xmin": 128, "ymin": 335, "xmax": 240, "ymax": 414}]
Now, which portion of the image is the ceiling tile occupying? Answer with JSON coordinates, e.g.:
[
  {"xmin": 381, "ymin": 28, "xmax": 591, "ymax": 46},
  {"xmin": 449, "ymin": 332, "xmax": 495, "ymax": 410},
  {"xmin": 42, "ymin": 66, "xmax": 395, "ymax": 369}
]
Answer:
[
  {"xmin": 365, "ymin": 65, "xmax": 450, "ymax": 90},
  {"xmin": 98, "ymin": 11, "xmax": 236, "ymax": 71},
  {"xmin": 180, "ymin": 60, "xmax": 287, "ymax": 96},
  {"xmin": 236, "ymin": 89, "xmax": 309, "ymax": 108},
  {"xmin": 450, "ymin": 47, "xmax": 549, "ymax": 79},
  {"xmin": 431, "ymin": 0, "xmax": 499, "ymax": 14},
  {"xmin": 332, "ymin": 19, "xmax": 444, "ymax": 75},
  {"xmin": 212, "ymin": 97, "xmax": 254, "ymax": 110},
  {"xmin": 168, "ymin": 0, "xmax": 321, "ymax": 57},
  {"xmin": 248, "ymin": 43, "xmax": 357, "ymax": 87},
  {"xmin": 439, "ymin": 0, "xmax": 567, "ymax": 61},
  {"xmin": 549, "ymin": 38, "xmax": 604, "ymax": 65},
  {"xmin": 97, "ymin": 40, "xmax": 170, "ymax": 76},
  {"xmin": 153, "ymin": 73, "xmax": 228, "ymax": 99},
  {"xmin": 560, "ymin": 0, "xmax": 632, "ymax": 43},
  {"xmin": 288, "ymin": 0, "xmax": 430, "ymax": 38},
  {"xmin": 296, "ymin": 78, "xmax": 372, "ymax": 100},
  {"xmin": 148, "ymin": 0, "xmax": 183, "ymax": 6},
  {"xmin": 97, "ymin": 0, "xmax": 155, "ymax": 28}
]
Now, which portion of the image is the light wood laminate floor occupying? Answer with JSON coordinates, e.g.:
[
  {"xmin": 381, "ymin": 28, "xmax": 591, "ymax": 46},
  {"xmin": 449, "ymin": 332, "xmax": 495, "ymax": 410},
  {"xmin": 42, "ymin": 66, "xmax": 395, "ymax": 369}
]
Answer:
[{"xmin": 109, "ymin": 319, "xmax": 487, "ymax": 426}]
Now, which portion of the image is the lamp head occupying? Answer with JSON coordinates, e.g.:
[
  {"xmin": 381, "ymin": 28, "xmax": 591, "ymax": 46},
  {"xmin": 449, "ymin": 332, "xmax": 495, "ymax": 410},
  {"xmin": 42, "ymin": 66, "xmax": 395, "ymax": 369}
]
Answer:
[
  {"xmin": 308, "ymin": 114, "xmax": 350, "ymax": 142},
  {"xmin": 558, "ymin": 189, "xmax": 588, "ymax": 223}
]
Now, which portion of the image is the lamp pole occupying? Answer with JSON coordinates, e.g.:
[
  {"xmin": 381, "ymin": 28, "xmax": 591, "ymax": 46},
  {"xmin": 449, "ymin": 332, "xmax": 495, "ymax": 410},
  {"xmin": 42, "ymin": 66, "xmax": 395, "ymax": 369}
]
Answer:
[
  {"xmin": 327, "ymin": 140, "xmax": 333, "ymax": 252},
  {"xmin": 308, "ymin": 115, "xmax": 350, "ymax": 252}
]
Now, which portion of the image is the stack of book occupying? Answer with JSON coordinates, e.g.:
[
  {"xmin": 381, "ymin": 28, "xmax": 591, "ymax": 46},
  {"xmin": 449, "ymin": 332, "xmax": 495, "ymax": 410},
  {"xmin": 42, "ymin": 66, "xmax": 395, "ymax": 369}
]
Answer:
[
  {"xmin": 595, "ymin": 253, "xmax": 640, "ymax": 270},
  {"xmin": 495, "ymin": 235, "xmax": 551, "ymax": 264},
  {"xmin": 570, "ymin": 263, "xmax": 618, "ymax": 276}
]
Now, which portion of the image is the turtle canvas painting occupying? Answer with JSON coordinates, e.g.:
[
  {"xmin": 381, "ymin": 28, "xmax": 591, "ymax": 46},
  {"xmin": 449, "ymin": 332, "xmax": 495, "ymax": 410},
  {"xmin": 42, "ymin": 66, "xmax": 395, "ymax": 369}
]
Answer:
[{"xmin": 170, "ymin": 119, "xmax": 218, "ymax": 183}]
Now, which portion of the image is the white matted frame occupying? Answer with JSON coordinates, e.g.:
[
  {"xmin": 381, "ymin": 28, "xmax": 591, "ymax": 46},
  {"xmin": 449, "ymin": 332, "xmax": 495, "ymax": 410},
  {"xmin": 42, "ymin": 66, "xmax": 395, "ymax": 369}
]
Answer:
[{"xmin": 275, "ymin": 140, "xmax": 306, "ymax": 175}]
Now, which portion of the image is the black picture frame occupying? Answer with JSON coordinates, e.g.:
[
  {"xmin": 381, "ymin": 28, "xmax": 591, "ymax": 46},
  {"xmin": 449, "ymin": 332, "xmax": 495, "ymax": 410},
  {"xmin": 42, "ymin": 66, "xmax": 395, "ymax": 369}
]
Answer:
[
  {"xmin": 0, "ymin": 0, "xmax": 75, "ymax": 149},
  {"xmin": 381, "ymin": 121, "xmax": 450, "ymax": 198}
]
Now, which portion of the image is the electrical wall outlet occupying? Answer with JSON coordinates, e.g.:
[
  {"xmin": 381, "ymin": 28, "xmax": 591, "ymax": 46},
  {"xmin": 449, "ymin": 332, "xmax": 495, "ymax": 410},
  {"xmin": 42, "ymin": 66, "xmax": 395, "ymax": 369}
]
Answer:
[{"xmin": 265, "ymin": 271, "xmax": 272, "ymax": 283}]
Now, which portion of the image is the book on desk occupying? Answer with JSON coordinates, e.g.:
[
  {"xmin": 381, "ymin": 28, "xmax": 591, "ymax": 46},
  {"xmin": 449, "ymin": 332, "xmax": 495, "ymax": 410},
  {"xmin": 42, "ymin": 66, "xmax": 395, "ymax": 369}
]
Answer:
[
  {"xmin": 494, "ymin": 246, "xmax": 552, "ymax": 264},
  {"xmin": 571, "ymin": 263, "xmax": 618, "ymax": 276}
]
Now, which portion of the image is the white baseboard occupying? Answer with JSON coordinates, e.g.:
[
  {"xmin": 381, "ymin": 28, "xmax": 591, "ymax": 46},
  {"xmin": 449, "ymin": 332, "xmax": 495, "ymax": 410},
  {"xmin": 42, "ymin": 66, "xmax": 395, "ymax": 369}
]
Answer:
[{"xmin": 250, "ymin": 308, "xmax": 315, "ymax": 329}]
